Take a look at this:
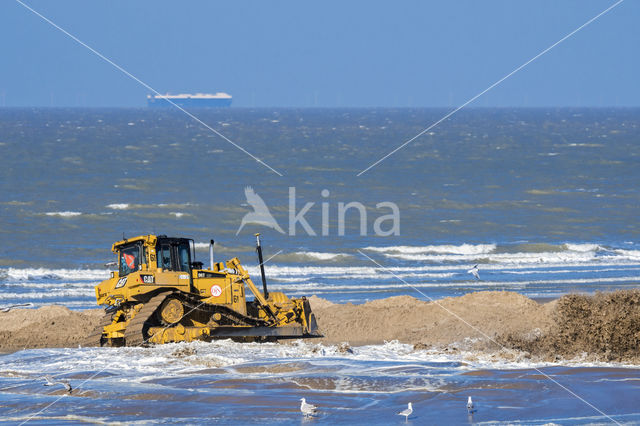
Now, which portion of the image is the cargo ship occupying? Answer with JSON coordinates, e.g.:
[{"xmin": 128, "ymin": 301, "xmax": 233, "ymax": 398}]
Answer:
[{"xmin": 147, "ymin": 92, "xmax": 232, "ymax": 108}]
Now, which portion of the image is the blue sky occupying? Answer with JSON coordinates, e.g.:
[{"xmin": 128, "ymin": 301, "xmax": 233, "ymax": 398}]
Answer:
[{"xmin": 1, "ymin": 1, "xmax": 637, "ymax": 107}]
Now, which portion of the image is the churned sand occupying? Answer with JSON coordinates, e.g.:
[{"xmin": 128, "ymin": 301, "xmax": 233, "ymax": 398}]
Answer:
[{"xmin": 1, "ymin": 290, "xmax": 639, "ymax": 363}]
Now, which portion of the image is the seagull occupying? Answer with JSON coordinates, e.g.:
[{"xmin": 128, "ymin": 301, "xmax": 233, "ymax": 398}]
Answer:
[
  {"xmin": 300, "ymin": 398, "xmax": 318, "ymax": 417},
  {"xmin": 467, "ymin": 396, "xmax": 475, "ymax": 413},
  {"xmin": 0, "ymin": 303, "xmax": 34, "ymax": 313},
  {"xmin": 467, "ymin": 264, "xmax": 480, "ymax": 280},
  {"xmin": 397, "ymin": 402, "xmax": 412, "ymax": 421},
  {"xmin": 42, "ymin": 375, "xmax": 72, "ymax": 394}
]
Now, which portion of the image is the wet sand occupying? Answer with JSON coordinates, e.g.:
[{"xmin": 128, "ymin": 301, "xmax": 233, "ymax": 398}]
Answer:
[{"xmin": 1, "ymin": 290, "xmax": 638, "ymax": 363}]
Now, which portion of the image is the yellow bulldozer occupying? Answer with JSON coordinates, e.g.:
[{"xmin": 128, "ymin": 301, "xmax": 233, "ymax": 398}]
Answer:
[{"xmin": 85, "ymin": 233, "xmax": 320, "ymax": 346}]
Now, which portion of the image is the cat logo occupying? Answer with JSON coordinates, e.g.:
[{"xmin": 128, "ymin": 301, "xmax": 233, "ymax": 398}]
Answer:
[
  {"xmin": 115, "ymin": 276, "xmax": 127, "ymax": 289},
  {"xmin": 140, "ymin": 274, "xmax": 155, "ymax": 284}
]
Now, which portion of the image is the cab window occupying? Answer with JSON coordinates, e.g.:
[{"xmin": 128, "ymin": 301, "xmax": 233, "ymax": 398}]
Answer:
[
  {"xmin": 157, "ymin": 244, "xmax": 172, "ymax": 270},
  {"xmin": 177, "ymin": 242, "xmax": 190, "ymax": 272},
  {"xmin": 119, "ymin": 244, "xmax": 141, "ymax": 276},
  {"xmin": 155, "ymin": 240, "xmax": 191, "ymax": 272}
]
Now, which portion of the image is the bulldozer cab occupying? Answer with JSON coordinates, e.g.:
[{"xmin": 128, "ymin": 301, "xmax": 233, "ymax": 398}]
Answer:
[
  {"xmin": 114, "ymin": 236, "xmax": 195, "ymax": 275},
  {"xmin": 154, "ymin": 237, "xmax": 192, "ymax": 273}
]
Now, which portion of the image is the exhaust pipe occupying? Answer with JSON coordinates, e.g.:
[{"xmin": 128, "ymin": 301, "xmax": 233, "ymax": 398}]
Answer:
[
  {"xmin": 209, "ymin": 239, "xmax": 215, "ymax": 270},
  {"xmin": 255, "ymin": 233, "xmax": 269, "ymax": 300}
]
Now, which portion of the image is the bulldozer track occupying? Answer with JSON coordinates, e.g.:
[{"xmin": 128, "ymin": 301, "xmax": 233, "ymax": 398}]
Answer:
[
  {"xmin": 179, "ymin": 293, "xmax": 269, "ymax": 327},
  {"xmin": 122, "ymin": 291, "xmax": 271, "ymax": 346},
  {"xmin": 81, "ymin": 312, "xmax": 113, "ymax": 347},
  {"xmin": 119, "ymin": 288, "xmax": 289, "ymax": 346},
  {"xmin": 124, "ymin": 292, "xmax": 169, "ymax": 346}
]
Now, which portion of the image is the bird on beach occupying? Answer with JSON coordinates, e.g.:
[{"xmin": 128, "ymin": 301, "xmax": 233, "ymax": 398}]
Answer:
[
  {"xmin": 467, "ymin": 264, "xmax": 480, "ymax": 280},
  {"xmin": 300, "ymin": 398, "xmax": 318, "ymax": 417},
  {"xmin": 42, "ymin": 375, "xmax": 72, "ymax": 394},
  {"xmin": 467, "ymin": 396, "xmax": 475, "ymax": 413},
  {"xmin": 0, "ymin": 302, "xmax": 34, "ymax": 313},
  {"xmin": 397, "ymin": 402, "xmax": 413, "ymax": 421}
]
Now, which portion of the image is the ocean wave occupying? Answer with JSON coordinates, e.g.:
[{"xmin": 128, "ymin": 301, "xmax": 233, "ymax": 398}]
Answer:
[
  {"xmin": 4, "ymin": 259, "xmax": 637, "ymax": 287},
  {"xmin": 248, "ymin": 259, "xmax": 640, "ymax": 280},
  {"xmin": 0, "ymin": 289, "xmax": 95, "ymax": 300},
  {"xmin": 106, "ymin": 203, "xmax": 129, "ymax": 210},
  {"xmin": 106, "ymin": 202, "xmax": 196, "ymax": 210},
  {"xmin": 382, "ymin": 250, "xmax": 599, "ymax": 264},
  {"xmin": 564, "ymin": 243, "xmax": 602, "ymax": 252},
  {"xmin": 380, "ymin": 244, "xmax": 621, "ymax": 264},
  {"xmin": 272, "ymin": 276, "xmax": 640, "ymax": 292},
  {"xmin": 2, "ymin": 268, "xmax": 109, "ymax": 282},
  {"xmin": 613, "ymin": 249, "xmax": 640, "ymax": 260},
  {"xmin": 363, "ymin": 244, "xmax": 496, "ymax": 255},
  {"xmin": 45, "ymin": 340, "xmax": 640, "ymax": 371},
  {"xmin": 44, "ymin": 211, "xmax": 82, "ymax": 217},
  {"xmin": 296, "ymin": 251, "xmax": 352, "ymax": 261},
  {"xmin": 272, "ymin": 251, "xmax": 353, "ymax": 263},
  {"xmin": 1, "ymin": 281, "xmax": 96, "ymax": 289},
  {"xmin": 502, "ymin": 266, "xmax": 640, "ymax": 275},
  {"xmin": 192, "ymin": 242, "xmax": 245, "ymax": 253}
]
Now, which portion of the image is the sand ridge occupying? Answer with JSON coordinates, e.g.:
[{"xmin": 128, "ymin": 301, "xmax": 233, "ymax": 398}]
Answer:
[{"xmin": 310, "ymin": 292, "xmax": 555, "ymax": 347}]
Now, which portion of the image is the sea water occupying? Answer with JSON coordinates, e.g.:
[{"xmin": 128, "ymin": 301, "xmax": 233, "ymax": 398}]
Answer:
[{"xmin": 0, "ymin": 107, "xmax": 639, "ymax": 423}]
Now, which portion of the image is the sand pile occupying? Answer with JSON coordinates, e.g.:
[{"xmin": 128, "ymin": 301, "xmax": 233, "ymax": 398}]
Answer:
[
  {"xmin": 0, "ymin": 306, "xmax": 103, "ymax": 351},
  {"xmin": 501, "ymin": 290, "xmax": 640, "ymax": 362},
  {"xmin": 0, "ymin": 291, "xmax": 638, "ymax": 363},
  {"xmin": 309, "ymin": 292, "xmax": 555, "ymax": 347}
]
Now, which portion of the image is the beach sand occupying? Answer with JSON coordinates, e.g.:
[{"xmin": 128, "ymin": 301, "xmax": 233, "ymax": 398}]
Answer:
[{"xmin": 1, "ymin": 290, "xmax": 638, "ymax": 363}]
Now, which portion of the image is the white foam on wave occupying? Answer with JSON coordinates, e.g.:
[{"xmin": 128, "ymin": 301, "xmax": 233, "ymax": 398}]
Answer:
[
  {"xmin": 363, "ymin": 244, "xmax": 496, "ymax": 255},
  {"xmin": 273, "ymin": 275, "xmax": 640, "ymax": 293},
  {"xmin": 106, "ymin": 203, "xmax": 129, "ymax": 210},
  {"xmin": 246, "ymin": 264, "xmax": 456, "ymax": 280},
  {"xmin": 45, "ymin": 211, "xmax": 82, "ymax": 217},
  {"xmin": 1, "ymin": 281, "xmax": 96, "ymax": 289},
  {"xmin": 502, "ymin": 266, "xmax": 640, "ymax": 275},
  {"xmin": 614, "ymin": 249, "xmax": 640, "ymax": 260},
  {"xmin": 6, "ymin": 339, "xmax": 637, "ymax": 384},
  {"xmin": 362, "ymin": 243, "xmax": 638, "ymax": 265},
  {"xmin": 270, "ymin": 276, "xmax": 312, "ymax": 283},
  {"xmin": 247, "ymin": 258, "xmax": 640, "ymax": 281},
  {"xmin": 3, "ymin": 268, "xmax": 109, "ymax": 282},
  {"xmin": 564, "ymin": 243, "xmax": 602, "ymax": 252},
  {"xmin": 103, "ymin": 202, "xmax": 196, "ymax": 210},
  {"xmin": 0, "ymin": 288, "xmax": 95, "ymax": 300},
  {"xmin": 384, "ymin": 249, "xmax": 602, "ymax": 264},
  {"xmin": 293, "ymin": 251, "xmax": 352, "ymax": 261}
]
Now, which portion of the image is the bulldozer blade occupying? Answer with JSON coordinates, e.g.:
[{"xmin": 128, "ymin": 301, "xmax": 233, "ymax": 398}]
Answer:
[{"xmin": 208, "ymin": 325, "xmax": 322, "ymax": 339}]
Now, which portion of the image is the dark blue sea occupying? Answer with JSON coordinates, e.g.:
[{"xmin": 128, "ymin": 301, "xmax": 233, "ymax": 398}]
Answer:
[{"xmin": 0, "ymin": 107, "xmax": 639, "ymax": 424}]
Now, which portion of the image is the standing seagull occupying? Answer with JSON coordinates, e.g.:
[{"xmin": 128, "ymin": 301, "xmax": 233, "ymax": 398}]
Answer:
[
  {"xmin": 467, "ymin": 264, "xmax": 480, "ymax": 280},
  {"xmin": 397, "ymin": 402, "xmax": 413, "ymax": 421},
  {"xmin": 300, "ymin": 398, "xmax": 318, "ymax": 417},
  {"xmin": 467, "ymin": 396, "xmax": 475, "ymax": 413},
  {"xmin": 42, "ymin": 375, "xmax": 72, "ymax": 394}
]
